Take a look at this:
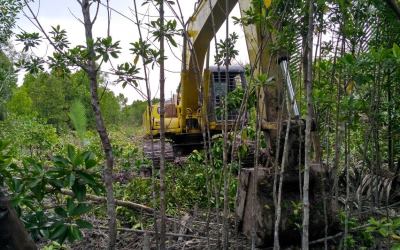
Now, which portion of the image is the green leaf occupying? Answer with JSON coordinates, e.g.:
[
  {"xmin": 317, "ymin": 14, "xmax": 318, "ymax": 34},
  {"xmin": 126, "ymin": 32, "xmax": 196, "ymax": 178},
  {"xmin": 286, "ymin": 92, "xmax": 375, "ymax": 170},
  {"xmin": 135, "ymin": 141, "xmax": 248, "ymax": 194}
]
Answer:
[
  {"xmin": 72, "ymin": 153, "xmax": 84, "ymax": 167},
  {"xmin": 393, "ymin": 43, "xmax": 400, "ymax": 59},
  {"xmin": 378, "ymin": 227, "xmax": 389, "ymax": 237},
  {"xmin": 70, "ymin": 203, "xmax": 91, "ymax": 216},
  {"xmin": 167, "ymin": 35, "xmax": 177, "ymax": 47},
  {"xmin": 134, "ymin": 55, "xmax": 139, "ymax": 65},
  {"xmin": 83, "ymin": 151, "xmax": 97, "ymax": 169},
  {"xmin": 68, "ymin": 173, "xmax": 75, "ymax": 187},
  {"xmin": 391, "ymin": 244, "xmax": 400, "ymax": 250},
  {"xmin": 50, "ymin": 224, "xmax": 68, "ymax": 242},
  {"xmin": 54, "ymin": 207, "xmax": 68, "ymax": 218},
  {"xmin": 76, "ymin": 171, "xmax": 96, "ymax": 185},
  {"xmin": 110, "ymin": 51, "xmax": 118, "ymax": 59},
  {"xmin": 84, "ymin": 159, "xmax": 97, "ymax": 169},
  {"xmin": 67, "ymin": 145, "xmax": 76, "ymax": 162},
  {"xmin": 68, "ymin": 225, "xmax": 83, "ymax": 242},
  {"xmin": 28, "ymin": 177, "xmax": 42, "ymax": 189},
  {"xmin": 72, "ymin": 182, "xmax": 86, "ymax": 201},
  {"xmin": 76, "ymin": 219, "xmax": 93, "ymax": 229},
  {"xmin": 69, "ymin": 100, "xmax": 87, "ymax": 142},
  {"xmin": 53, "ymin": 156, "xmax": 70, "ymax": 167},
  {"xmin": 66, "ymin": 198, "xmax": 74, "ymax": 214}
]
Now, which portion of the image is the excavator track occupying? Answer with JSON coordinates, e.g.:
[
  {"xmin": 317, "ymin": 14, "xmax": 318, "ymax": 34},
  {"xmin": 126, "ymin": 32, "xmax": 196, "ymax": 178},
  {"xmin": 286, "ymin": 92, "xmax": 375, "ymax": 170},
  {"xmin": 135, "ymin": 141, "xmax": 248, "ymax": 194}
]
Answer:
[
  {"xmin": 143, "ymin": 135, "xmax": 256, "ymax": 168},
  {"xmin": 143, "ymin": 139, "xmax": 175, "ymax": 167}
]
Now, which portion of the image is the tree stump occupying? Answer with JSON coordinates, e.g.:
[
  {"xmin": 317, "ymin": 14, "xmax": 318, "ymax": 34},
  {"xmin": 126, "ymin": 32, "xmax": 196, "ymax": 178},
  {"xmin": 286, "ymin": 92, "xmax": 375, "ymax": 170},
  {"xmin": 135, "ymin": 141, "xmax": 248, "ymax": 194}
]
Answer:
[{"xmin": 236, "ymin": 165, "xmax": 337, "ymax": 247}]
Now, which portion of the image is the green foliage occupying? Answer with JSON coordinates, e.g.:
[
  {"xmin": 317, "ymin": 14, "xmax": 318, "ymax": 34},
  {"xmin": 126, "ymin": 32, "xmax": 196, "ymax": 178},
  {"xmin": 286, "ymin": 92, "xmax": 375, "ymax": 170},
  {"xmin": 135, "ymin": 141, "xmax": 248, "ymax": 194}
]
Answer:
[
  {"xmin": 94, "ymin": 36, "xmax": 121, "ymax": 63},
  {"xmin": 393, "ymin": 43, "xmax": 400, "ymax": 61},
  {"xmin": 0, "ymin": 0, "xmax": 23, "ymax": 46},
  {"xmin": 5, "ymin": 69, "xmax": 130, "ymax": 131},
  {"xmin": 214, "ymin": 32, "xmax": 239, "ymax": 66},
  {"xmin": 0, "ymin": 115, "xmax": 58, "ymax": 159},
  {"xmin": 42, "ymin": 241, "xmax": 67, "ymax": 250},
  {"xmin": 0, "ymin": 51, "xmax": 17, "ymax": 119},
  {"xmin": 337, "ymin": 214, "xmax": 400, "ymax": 248},
  {"xmin": 130, "ymin": 39, "xmax": 161, "ymax": 69},
  {"xmin": 69, "ymin": 100, "xmax": 87, "ymax": 143},
  {"xmin": 116, "ymin": 146, "xmax": 238, "ymax": 225},
  {"xmin": 0, "ymin": 141, "xmax": 103, "ymax": 244},
  {"xmin": 147, "ymin": 18, "xmax": 180, "ymax": 48},
  {"xmin": 121, "ymin": 100, "xmax": 148, "ymax": 127},
  {"xmin": 99, "ymin": 88, "xmax": 123, "ymax": 126},
  {"xmin": 366, "ymin": 217, "xmax": 400, "ymax": 243},
  {"xmin": 115, "ymin": 62, "xmax": 141, "ymax": 88},
  {"xmin": 16, "ymin": 31, "xmax": 41, "ymax": 52},
  {"xmin": 22, "ymin": 72, "xmax": 69, "ymax": 130},
  {"xmin": 7, "ymin": 86, "xmax": 34, "ymax": 116}
]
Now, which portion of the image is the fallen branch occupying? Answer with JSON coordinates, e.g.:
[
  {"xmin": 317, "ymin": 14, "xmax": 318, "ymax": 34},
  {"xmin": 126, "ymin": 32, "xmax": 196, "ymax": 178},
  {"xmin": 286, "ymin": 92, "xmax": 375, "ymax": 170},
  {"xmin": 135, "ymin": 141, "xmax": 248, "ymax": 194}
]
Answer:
[
  {"xmin": 309, "ymin": 224, "xmax": 370, "ymax": 245},
  {"xmin": 95, "ymin": 225, "xmax": 214, "ymax": 240},
  {"xmin": 46, "ymin": 187, "xmax": 154, "ymax": 213},
  {"xmin": 309, "ymin": 232, "xmax": 343, "ymax": 245}
]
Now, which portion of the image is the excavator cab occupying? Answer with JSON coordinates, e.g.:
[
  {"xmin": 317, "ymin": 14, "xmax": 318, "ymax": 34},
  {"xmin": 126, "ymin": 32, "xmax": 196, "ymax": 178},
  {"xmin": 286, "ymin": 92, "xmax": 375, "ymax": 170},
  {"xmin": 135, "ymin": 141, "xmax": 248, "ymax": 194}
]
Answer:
[
  {"xmin": 143, "ymin": 65, "xmax": 246, "ymax": 137},
  {"xmin": 206, "ymin": 65, "xmax": 246, "ymax": 130}
]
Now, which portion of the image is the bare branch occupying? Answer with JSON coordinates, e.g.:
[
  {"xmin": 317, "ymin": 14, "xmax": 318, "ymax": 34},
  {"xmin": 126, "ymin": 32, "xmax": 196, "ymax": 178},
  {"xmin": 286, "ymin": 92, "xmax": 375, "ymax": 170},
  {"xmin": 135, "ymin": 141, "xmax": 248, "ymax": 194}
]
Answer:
[
  {"xmin": 91, "ymin": 1, "xmax": 101, "ymax": 25},
  {"xmin": 106, "ymin": 0, "xmax": 111, "ymax": 37},
  {"xmin": 68, "ymin": 7, "xmax": 84, "ymax": 25}
]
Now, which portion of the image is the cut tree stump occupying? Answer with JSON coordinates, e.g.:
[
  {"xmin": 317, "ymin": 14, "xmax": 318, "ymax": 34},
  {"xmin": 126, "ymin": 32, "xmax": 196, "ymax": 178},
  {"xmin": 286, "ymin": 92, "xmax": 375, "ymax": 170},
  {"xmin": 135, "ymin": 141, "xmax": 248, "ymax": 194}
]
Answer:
[{"xmin": 236, "ymin": 166, "xmax": 338, "ymax": 247}]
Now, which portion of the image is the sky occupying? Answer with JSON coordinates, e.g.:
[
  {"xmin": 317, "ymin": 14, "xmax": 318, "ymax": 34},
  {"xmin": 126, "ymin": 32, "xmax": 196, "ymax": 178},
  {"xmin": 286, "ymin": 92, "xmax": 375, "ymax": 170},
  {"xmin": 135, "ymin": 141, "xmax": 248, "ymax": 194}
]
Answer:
[{"xmin": 15, "ymin": 0, "xmax": 249, "ymax": 103}]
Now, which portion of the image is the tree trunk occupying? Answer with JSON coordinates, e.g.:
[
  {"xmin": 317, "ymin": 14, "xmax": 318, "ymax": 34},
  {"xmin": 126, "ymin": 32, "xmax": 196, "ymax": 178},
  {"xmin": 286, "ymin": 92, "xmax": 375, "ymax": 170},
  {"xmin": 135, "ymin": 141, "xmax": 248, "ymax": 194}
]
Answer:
[
  {"xmin": 273, "ymin": 104, "xmax": 292, "ymax": 250},
  {"xmin": 80, "ymin": 1, "xmax": 116, "ymax": 249},
  {"xmin": 132, "ymin": 1, "xmax": 159, "ymax": 247},
  {"xmin": 0, "ymin": 192, "xmax": 37, "ymax": 250},
  {"xmin": 302, "ymin": 0, "xmax": 313, "ymax": 249},
  {"xmin": 159, "ymin": 0, "xmax": 167, "ymax": 248},
  {"xmin": 387, "ymin": 73, "xmax": 394, "ymax": 172},
  {"xmin": 222, "ymin": 0, "xmax": 230, "ymax": 248}
]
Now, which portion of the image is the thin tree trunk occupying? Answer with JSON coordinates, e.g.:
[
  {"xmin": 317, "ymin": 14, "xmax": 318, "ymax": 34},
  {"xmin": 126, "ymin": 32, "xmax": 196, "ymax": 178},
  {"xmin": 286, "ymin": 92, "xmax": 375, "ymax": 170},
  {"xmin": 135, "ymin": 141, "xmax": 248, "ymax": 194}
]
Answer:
[
  {"xmin": 159, "ymin": 0, "xmax": 167, "ymax": 248},
  {"xmin": 222, "ymin": 0, "xmax": 230, "ymax": 248},
  {"xmin": 302, "ymin": 0, "xmax": 313, "ymax": 249},
  {"xmin": 343, "ymin": 123, "xmax": 349, "ymax": 250},
  {"xmin": 273, "ymin": 97, "xmax": 292, "ymax": 250},
  {"xmin": 333, "ymin": 35, "xmax": 345, "ymax": 211},
  {"xmin": 80, "ymin": 1, "xmax": 116, "ymax": 249},
  {"xmin": 132, "ymin": 0, "xmax": 159, "ymax": 247},
  {"xmin": 206, "ymin": 2, "xmax": 224, "ymax": 247},
  {"xmin": 387, "ymin": 72, "xmax": 394, "ymax": 172}
]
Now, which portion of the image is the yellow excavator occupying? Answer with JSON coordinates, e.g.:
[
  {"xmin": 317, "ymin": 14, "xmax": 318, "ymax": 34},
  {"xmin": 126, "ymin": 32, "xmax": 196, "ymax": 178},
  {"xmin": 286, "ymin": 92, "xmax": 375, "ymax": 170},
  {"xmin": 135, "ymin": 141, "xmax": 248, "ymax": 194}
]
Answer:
[
  {"xmin": 142, "ymin": 0, "xmax": 330, "ymax": 247},
  {"xmin": 143, "ymin": 65, "xmax": 246, "ymax": 158},
  {"xmin": 142, "ymin": 0, "xmax": 299, "ymax": 158}
]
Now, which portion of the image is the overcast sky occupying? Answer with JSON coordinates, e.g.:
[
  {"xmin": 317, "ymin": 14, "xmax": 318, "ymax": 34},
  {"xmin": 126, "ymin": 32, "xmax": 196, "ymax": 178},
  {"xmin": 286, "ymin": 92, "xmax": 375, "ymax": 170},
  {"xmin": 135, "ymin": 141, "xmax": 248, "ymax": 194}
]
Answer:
[{"xmin": 15, "ymin": 0, "xmax": 249, "ymax": 103}]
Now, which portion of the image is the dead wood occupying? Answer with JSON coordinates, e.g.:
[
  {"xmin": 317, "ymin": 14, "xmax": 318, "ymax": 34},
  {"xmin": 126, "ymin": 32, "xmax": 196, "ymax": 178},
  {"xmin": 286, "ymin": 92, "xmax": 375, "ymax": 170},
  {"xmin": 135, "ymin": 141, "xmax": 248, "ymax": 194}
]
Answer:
[{"xmin": 46, "ymin": 187, "xmax": 154, "ymax": 213}]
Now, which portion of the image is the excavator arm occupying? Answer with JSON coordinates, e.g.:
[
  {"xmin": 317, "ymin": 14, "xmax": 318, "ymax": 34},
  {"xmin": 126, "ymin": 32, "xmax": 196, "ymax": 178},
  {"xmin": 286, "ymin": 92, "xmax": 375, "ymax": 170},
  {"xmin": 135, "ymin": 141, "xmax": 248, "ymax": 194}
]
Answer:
[
  {"xmin": 180, "ymin": 0, "xmax": 238, "ymax": 133},
  {"xmin": 181, "ymin": 0, "xmax": 287, "ymax": 134},
  {"xmin": 144, "ymin": 0, "xmax": 287, "ymax": 146}
]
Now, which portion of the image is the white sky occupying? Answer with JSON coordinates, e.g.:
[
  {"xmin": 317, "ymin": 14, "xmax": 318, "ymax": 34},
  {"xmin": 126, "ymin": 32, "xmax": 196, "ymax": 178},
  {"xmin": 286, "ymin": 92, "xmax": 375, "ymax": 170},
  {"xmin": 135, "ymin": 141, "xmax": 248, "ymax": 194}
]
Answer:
[{"xmin": 15, "ymin": 0, "xmax": 249, "ymax": 103}]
